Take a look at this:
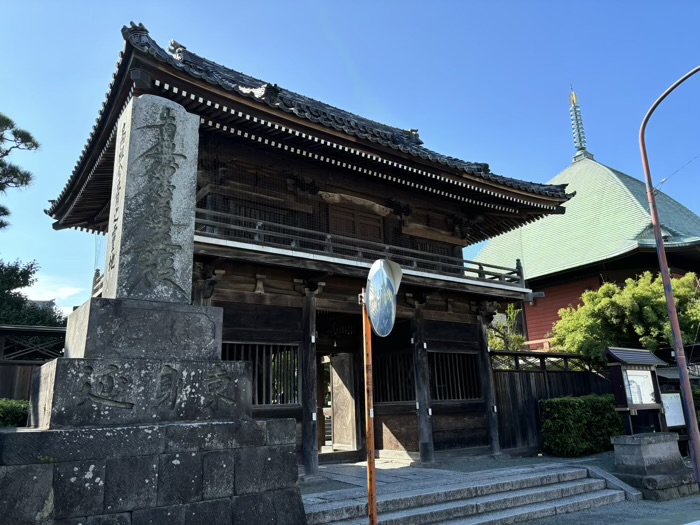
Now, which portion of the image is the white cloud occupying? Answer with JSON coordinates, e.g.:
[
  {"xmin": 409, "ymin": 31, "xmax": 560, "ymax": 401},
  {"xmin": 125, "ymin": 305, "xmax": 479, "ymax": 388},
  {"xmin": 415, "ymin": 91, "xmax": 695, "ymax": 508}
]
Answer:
[
  {"xmin": 57, "ymin": 306, "xmax": 76, "ymax": 317},
  {"xmin": 21, "ymin": 273, "xmax": 86, "ymax": 307}
]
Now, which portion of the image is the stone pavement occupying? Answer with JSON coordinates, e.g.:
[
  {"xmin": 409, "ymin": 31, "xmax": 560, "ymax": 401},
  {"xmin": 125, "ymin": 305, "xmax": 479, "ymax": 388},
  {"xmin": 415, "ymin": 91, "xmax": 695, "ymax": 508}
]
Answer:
[{"xmin": 300, "ymin": 452, "xmax": 700, "ymax": 525}]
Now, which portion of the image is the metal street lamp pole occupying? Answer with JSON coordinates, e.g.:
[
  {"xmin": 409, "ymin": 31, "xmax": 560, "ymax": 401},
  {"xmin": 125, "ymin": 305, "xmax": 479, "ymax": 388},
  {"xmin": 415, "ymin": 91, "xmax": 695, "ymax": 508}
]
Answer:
[{"xmin": 639, "ymin": 65, "xmax": 700, "ymax": 484}]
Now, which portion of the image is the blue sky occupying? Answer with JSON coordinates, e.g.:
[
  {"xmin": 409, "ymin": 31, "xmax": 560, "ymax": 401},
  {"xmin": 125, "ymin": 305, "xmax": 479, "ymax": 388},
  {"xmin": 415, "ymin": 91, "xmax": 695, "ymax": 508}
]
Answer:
[{"xmin": 2, "ymin": 1, "xmax": 699, "ymax": 314}]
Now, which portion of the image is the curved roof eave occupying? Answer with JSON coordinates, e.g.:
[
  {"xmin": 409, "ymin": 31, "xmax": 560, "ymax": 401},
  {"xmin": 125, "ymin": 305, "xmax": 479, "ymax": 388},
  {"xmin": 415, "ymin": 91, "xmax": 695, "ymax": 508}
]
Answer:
[{"xmin": 47, "ymin": 22, "xmax": 571, "ymax": 222}]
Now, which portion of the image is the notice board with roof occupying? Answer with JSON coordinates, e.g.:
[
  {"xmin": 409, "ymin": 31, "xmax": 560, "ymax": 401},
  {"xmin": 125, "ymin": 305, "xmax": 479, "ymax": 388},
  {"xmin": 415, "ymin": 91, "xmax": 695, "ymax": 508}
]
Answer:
[{"xmin": 607, "ymin": 347, "xmax": 668, "ymax": 434}]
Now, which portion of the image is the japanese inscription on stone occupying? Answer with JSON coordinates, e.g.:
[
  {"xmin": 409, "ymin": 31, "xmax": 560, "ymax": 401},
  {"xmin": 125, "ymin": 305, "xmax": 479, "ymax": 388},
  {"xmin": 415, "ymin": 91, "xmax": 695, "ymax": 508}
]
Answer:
[
  {"xmin": 128, "ymin": 107, "xmax": 187, "ymax": 296},
  {"xmin": 108, "ymin": 121, "xmax": 128, "ymax": 272},
  {"xmin": 155, "ymin": 364, "xmax": 181, "ymax": 410},
  {"xmin": 77, "ymin": 364, "xmax": 134, "ymax": 410},
  {"xmin": 102, "ymin": 95, "xmax": 199, "ymax": 303},
  {"xmin": 205, "ymin": 365, "xmax": 237, "ymax": 411}
]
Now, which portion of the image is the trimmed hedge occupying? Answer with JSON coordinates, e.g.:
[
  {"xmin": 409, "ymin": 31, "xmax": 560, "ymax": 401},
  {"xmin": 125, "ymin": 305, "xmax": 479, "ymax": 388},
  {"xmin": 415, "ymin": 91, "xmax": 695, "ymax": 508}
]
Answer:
[
  {"xmin": 540, "ymin": 394, "xmax": 623, "ymax": 457},
  {"xmin": 0, "ymin": 398, "xmax": 29, "ymax": 427}
]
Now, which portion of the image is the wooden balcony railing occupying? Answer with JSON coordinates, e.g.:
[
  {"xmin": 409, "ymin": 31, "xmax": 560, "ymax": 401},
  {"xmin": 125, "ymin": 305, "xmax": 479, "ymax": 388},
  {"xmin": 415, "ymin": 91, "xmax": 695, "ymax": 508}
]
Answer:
[{"xmin": 194, "ymin": 209, "xmax": 525, "ymax": 287}]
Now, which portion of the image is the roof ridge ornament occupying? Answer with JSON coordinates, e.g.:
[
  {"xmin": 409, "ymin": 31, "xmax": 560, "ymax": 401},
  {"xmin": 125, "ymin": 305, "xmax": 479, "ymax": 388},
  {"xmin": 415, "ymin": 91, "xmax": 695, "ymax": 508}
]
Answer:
[
  {"xmin": 407, "ymin": 128, "xmax": 423, "ymax": 145},
  {"xmin": 168, "ymin": 40, "xmax": 187, "ymax": 61},
  {"xmin": 569, "ymin": 84, "xmax": 594, "ymax": 162},
  {"xmin": 121, "ymin": 22, "xmax": 151, "ymax": 48},
  {"xmin": 121, "ymin": 22, "xmax": 171, "ymax": 64}
]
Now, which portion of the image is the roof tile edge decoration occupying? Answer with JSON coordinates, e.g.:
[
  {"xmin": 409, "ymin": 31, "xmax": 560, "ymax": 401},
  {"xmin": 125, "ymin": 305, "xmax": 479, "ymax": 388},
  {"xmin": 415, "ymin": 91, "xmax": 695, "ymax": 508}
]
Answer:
[{"xmin": 47, "ymin": 21, "xmax": 570, "ymax": 220}]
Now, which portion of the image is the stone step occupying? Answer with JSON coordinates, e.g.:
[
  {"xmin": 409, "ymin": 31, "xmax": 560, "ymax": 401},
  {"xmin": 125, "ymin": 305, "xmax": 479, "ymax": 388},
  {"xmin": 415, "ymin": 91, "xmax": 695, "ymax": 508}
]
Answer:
[
  {"xmin": 323, "ymin": 487, "xmax": 623, "ymax": 525},
  {"xmin": 438, "ymin": 489, "xmax": 626, "ymax": 525},
  {"xmin": 304, "ymin": 467, "xmax": 595, "ymax": 525}
]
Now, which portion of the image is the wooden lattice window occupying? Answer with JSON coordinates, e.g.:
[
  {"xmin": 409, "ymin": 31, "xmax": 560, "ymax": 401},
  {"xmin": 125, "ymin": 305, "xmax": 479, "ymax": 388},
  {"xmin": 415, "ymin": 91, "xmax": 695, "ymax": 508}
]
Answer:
[
  {"xmin": 329, "ymin": 205, "xmax": 384, "ymax": 243},
  {"xmin": 429, "ymin": 351, "xmax": 482, "ymax": 401},
  {"xmin": 373, "ymin": 350, "xmax": 415, "ymax": 402},
  {"xmin": 222, "ymin": 342, "xmax": 300, "ymax": 405}
]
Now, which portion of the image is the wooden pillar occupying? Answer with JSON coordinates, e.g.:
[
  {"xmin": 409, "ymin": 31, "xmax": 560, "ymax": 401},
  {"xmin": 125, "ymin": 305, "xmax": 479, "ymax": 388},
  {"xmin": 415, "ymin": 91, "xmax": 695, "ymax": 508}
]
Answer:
[
  {"xmin": 317, "ymin": 355, "xmax": 326, "ymax": 450},
  {"xmin": 301, "ymin": 287, "xmax": 318, "ymax": 475},
  {"xmin": 191, "ymin": 263, "xmax": 220, "ymax": 307},
  {"xmin": 477, "ymin": 317, "xmax": 501, "ymax": 455},
  {"xmin": 411, "ymin": 303, "xmax": 434, "ymax": 463},
  {"xmin": 354, "ymin": 341, "xmax": 367, "ymax": 453}
]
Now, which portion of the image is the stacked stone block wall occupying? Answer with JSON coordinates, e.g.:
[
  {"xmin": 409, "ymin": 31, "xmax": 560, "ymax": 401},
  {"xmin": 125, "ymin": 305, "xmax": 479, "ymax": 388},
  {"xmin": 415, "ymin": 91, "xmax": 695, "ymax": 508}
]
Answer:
[{"xmin": 0, "ymin": 420, "xmax": 305, "ymax": 524}]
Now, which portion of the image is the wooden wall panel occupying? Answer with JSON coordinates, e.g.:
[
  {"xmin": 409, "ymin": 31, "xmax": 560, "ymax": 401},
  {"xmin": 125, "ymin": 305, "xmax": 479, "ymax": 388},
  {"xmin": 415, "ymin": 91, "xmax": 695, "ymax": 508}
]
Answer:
[
  {"xmin": 0, "ymin": 364, "xmax": 38, "ymax": 401},
  {"xmin": 220, "ymin": 302, "xmax": 303, "ymax": 342},
  {"xmin": 375, "ymin": 414, "xmax": 419, "ymax": 452},
  {"xmin": 525, "ymin": 275, "xmax": 601, "ymax": 341},
  {"xmin": 432, "ymin": 413, "xmax": 488, "ymax": 450},
  {"xmin": 424, "ymin": 320, "xmax": 479, "ymax": 343}
]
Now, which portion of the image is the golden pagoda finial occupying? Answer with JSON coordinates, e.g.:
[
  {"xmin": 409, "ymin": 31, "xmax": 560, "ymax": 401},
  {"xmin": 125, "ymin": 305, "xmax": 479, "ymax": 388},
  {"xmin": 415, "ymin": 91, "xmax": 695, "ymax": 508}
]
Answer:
[
  {"xmin": 569, "ymin": 84, "xmax": 594, "ymax": 161},
  {"xmin": 569, "ymin": 83, "xmax": 578, "ymax": 106}
]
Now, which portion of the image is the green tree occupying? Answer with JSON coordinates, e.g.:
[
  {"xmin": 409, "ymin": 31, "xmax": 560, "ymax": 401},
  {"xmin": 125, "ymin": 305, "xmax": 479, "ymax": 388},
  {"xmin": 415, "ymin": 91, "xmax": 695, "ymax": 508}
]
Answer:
[
  {"xmin": 488, "ymin": 302, "xmax": 526, "ymax": 351},
  {"xmin": 0, "ymin": 112, "xmax": 40, "ymax": 229},
  {"xmin": 0, "ymin": 259, "xmax": 65, "ymax": 326},
  {"xmin": 550, "ymin": 272, "xmax": 700, "ymax": 366}
]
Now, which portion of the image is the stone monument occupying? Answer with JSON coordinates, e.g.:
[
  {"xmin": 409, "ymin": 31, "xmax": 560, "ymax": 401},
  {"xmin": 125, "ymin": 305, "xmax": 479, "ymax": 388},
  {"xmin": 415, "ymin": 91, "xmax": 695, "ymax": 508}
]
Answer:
[
  {"xmin": 611, "ymin": 432, "xmax": 698, "ymax": 501},
  {"xmin": 0, "ymin": 95, "xmax": 307, "ymax": 524}
]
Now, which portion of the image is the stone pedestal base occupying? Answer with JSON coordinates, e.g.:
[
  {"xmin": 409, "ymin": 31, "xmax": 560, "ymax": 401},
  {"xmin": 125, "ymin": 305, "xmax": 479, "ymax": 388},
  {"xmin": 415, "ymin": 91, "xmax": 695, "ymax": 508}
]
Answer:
[
  {"xmin": 65, "ymin": 298, "xmax": 223, "ymax": 361},
  {"xmin": 0, "ymin": 420, "xmax": 306, "ymax": 525},
  {"xmin": 614, "ymin": 470, "xmax": 698, "ymax": 501},
  {"xmin": 29, "ymin": 357, "xmax": 251, "ymax": 429},
  {"xmin": 612, "ymin": 432, "xmax": 698, "ymax": 501}
]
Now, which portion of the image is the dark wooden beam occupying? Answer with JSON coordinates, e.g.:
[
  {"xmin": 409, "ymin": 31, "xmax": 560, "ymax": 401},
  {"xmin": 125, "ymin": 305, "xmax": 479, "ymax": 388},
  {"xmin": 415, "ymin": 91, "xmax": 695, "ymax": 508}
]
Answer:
[
  {"xmin": 478, "ymin": 317, "xmax": 501, "ymax": 455},
  {"xmin": 212, "ymin": 289, "xmax": 303, "ymax": 308},
  {"xmin": 411, "ymin": 302, "xmax": 434, "ymax": 463},
  {"xmin": 193, "ymin": 242, "xmax": 528, "ymax": 300},
  {"xmin": 301, "ymin": 286, "xmax": 319, "ymax": 475}
]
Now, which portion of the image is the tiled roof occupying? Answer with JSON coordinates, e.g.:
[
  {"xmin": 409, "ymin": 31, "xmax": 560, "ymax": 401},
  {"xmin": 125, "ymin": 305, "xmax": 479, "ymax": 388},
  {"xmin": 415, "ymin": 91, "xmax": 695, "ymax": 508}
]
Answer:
[
  {"xmin": 474, "ymin": 157, "xmax": 700, "ymax": 280},
  {"xmin": 120, "ymin": 23, "xmax": 567, "ymax": 198},
  {"xmin": 607, "ymin": 347, "xmax": 668, "ymax": 366},
  {"xmin": 46, "ymin": 22, "xmax": 570, "ymax": 224}
]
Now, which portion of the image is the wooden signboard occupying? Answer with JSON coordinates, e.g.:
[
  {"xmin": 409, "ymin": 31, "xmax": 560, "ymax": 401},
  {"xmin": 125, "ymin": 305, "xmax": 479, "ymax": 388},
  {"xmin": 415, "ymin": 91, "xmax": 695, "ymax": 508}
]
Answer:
[{"xmin": 661, "ymin": 392, "xmax": 685, "ymax": 428}]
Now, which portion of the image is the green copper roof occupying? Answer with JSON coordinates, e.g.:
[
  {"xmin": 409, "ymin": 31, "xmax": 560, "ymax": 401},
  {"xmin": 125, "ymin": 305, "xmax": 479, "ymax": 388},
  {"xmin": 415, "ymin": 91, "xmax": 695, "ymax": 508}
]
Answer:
[{"xmin": 475, "ymin": 157, "xmax": 700, "ymax": 280}]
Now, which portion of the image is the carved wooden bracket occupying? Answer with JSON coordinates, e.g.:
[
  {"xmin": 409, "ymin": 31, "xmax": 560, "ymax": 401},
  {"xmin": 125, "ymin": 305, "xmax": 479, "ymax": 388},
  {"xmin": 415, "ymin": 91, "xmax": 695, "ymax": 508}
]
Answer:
[
  {"xmin": 388, "ymin": 199, "xmax": 412, "ymax": 218},
  {"xmin": 293, "ymin": 278, "xmax": 325, "ymax": 296},
  {"xmin": 477, "ymin": 300, "xmax": 499, "ymax": 324},
  {"xmin": 447, "ymin": 214, "xmax": 486, "ymax": 239},
  {"xmin": 287, "ymin": 175, "xmax": 320, "ymax": 196},
  {"xmin": 192, "ymin": 263, "xmax": 224, "ymax": 303},
  {"xmin": 255, "ymin": 274, "xmax": 266, "ymax": 294},
  {"xmin": 405, "ymin": 292, "xmax": 429, "ymax": 308}
]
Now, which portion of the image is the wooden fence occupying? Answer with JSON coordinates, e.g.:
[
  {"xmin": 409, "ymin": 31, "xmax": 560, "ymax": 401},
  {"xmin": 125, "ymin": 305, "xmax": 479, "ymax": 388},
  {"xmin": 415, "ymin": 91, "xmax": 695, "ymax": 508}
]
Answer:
[
  {"xmin": 0, "ymin": 325, "xmax": 65, "ymax": 400},
  {"xmin": 490, "ymin": 351, "xmax": 612, "ymax": 452}
]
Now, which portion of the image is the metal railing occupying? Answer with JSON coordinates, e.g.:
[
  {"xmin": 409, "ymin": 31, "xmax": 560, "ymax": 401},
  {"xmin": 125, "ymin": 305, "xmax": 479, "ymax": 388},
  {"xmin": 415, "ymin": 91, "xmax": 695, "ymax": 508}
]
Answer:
[{"xmin": 194, "ymin": 209, "xmax": 524, "ymax": 287}]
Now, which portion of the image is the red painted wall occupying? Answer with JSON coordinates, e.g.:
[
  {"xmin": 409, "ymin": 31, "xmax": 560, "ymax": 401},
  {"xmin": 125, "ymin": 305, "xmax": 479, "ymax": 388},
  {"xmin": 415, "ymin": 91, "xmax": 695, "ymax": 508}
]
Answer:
[{"xmin": 524, "ymin": 275, "xmax": 601, "ymax": 342}]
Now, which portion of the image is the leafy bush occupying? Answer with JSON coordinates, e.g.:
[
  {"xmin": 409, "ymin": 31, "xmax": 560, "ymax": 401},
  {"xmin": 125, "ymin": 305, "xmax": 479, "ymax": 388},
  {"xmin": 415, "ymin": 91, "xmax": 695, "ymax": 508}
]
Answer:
[
  {"xmin": 488, "ymin": 303, "xmax": 526, "ymax": 351},
  {"xmin": 550, "ymin": 272, "xmax": 700, "ymax": 367},
  {"xmin": 0, "ymin": 398, "xmax": 29, "ymax": 427},
  {"xmin": 540, "ymin": 394, "xmax": 623, "ymax": 457}
]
